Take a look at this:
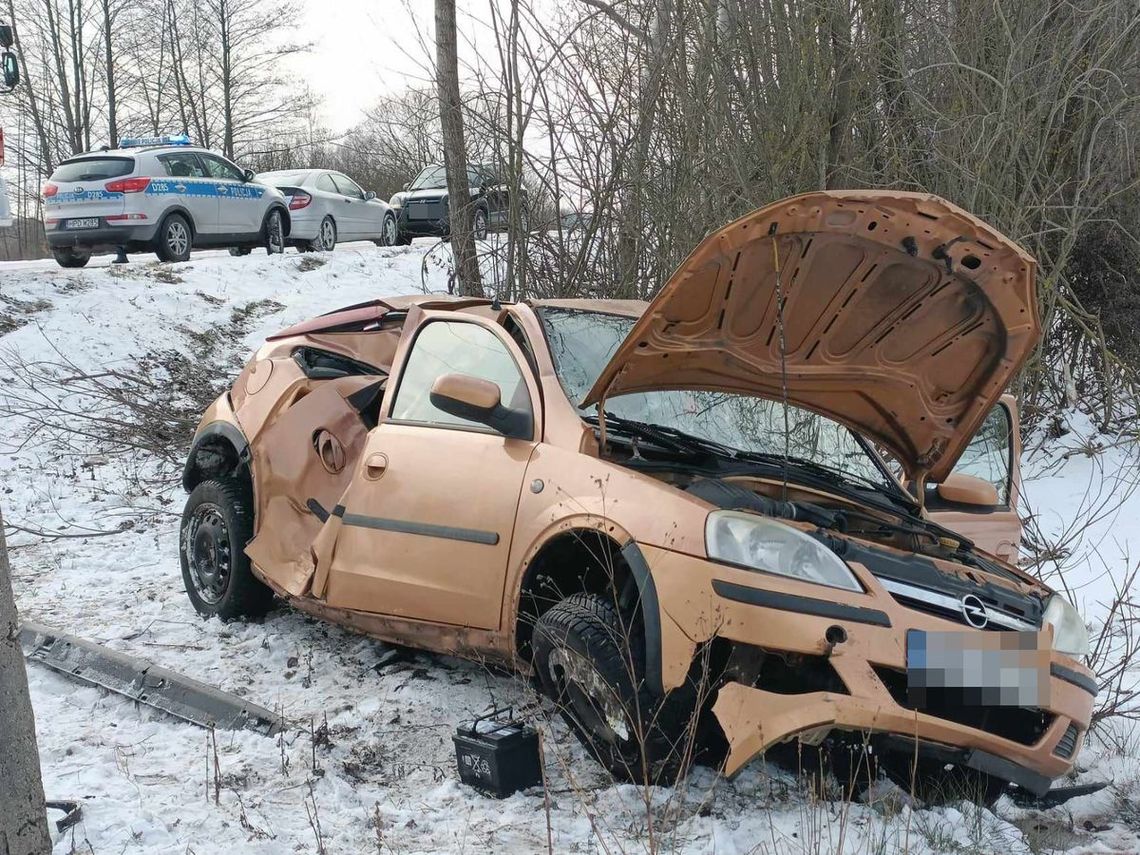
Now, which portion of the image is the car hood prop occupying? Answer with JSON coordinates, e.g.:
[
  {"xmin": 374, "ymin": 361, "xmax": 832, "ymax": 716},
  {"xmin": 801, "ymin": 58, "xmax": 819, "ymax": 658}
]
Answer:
[{"xmin": 581, "ymin": 191, "xmax": 1039, "ymax": 482}]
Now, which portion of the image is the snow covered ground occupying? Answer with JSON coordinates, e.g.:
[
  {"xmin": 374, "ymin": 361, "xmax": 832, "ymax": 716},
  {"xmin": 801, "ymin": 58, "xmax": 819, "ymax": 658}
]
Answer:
[{"xmin": 2, "ymin": 243, "xmax": 1139, "ymax": 854}]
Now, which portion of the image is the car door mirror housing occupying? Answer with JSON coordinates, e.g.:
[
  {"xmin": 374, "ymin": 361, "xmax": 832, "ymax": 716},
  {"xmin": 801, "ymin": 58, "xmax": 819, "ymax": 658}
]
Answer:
[
  {"xmin": 403, "ymin": 182, "xmax": 410, "ymax": 191},
  {"xmin": 936, "ymin": 473, "xmax": 999, "ymax": 507},
  {"xmin": 365, "ymin": 190, "xmax": 376, "ymax": 201},
  {"xmin": 1, "ymin": 50, "xmax": 18, "ymax": 89},
  {"xmin": 242, "ymin": 168, "xmax": 255, "ymax": 182},
  {"xmin": 429, "ymin": 373, "xmax": 530, "ymax": 439}
]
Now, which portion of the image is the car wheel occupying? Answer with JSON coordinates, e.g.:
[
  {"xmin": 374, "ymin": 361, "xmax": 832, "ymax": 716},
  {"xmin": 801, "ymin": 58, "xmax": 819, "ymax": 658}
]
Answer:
[
  {"xmin": 533, "ymin": 592, "xmax": 692, "ymax": 784},
  {"xmin": 52, "ymin": 247, "xmax": 90, "ymax": 268},
  {"xmin": 156, "ymin": 214, "xmax": 192, "ymax": 263},
  {"xmin": 229, "ymin": 247, "xmax": 252, "ymax": 257},
  {"xmin": 263, "ymin": 209, "xmax": 286, "ymax": 255},
  {"xmin": 180, "ymin": 478, "xmax": 274, "ymax": 621},
  {"xmin": 315, "ymin": 216, "xmax": 337, "ymax": 252},
  {"xmin": 379, "ymin": 213, "xmax": 397, "ymax": 246},
  {"xmin": 473, "ymin": 206, "xmax": 489, "ymax": 240}
]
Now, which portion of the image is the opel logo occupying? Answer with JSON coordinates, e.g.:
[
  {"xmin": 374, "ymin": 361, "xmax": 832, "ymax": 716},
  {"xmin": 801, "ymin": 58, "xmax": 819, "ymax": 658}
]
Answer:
[{"xmin": 961, "ymin": 594, "xmax": 989, "ymax": 629}]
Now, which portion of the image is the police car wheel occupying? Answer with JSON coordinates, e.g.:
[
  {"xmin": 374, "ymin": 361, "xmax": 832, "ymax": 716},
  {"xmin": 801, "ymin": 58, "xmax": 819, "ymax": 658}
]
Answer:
[
  {"xmin": 264, "ymin": 210, "xmax": 285, "ymax": 255},
  {"xmin": 229, "ymin": 247, "xmax": 252, "ymax": 257},
  {"xmin": 52, "ymin": 248, "xmax": 91, "ymax": 269},
  {"xmin": 156, "ymin": 214, "xmax": 192, "ymax": 263}
]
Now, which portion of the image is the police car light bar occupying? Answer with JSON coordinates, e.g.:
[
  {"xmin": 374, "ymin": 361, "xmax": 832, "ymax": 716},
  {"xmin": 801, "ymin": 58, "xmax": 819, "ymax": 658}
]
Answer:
[{"xmin": 118, "ymin": 134, "xmax": 192, "ymax": 148}]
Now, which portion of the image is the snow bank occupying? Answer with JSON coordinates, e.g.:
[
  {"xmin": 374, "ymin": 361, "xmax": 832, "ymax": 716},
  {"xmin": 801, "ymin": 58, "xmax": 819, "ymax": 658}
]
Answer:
[{"xmin": 1, "ymin": 244, "xmax": 1138, "ymax": 854}]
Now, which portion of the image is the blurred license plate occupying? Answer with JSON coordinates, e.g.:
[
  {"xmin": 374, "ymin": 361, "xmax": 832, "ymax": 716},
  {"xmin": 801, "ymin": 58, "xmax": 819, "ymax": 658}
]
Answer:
[
  {"xmin": 65, "ymin": 218, "xmax": 99, "ymax": 230},
  {"xmin": 906, "ymin": 629, "xmax": 1049, "ymax": 708}
]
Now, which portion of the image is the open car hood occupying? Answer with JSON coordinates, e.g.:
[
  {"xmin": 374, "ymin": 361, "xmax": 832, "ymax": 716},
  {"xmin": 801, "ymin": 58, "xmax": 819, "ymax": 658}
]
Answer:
[{"xmin": 582, "ymin": 191, "xmax": 1039, "ymax": 482}]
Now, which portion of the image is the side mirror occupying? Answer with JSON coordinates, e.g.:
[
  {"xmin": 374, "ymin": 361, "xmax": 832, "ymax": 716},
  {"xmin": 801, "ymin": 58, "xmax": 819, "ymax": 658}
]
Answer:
[
  {"xmin": 1, "ymin": 51, "xmax": 18, "ymax": 89},
  {"xmin": 0, "ymin": 25, "xmax": 14, "ymax": 49},
  {"xmin": 365, "ymin": 190, "xmax": 376, "ymax": 201},
  {"xmin": 402, "ymin": 182, "xmax": 410, "ymax": 191},
  {"xmin": 936, "ymin": 473, "xmax": 999, "ymax": 507},
  {"xmin": 429, "ymin": 373, "xmax": 530, "ymax": 439},
  {"xmin": 243, "ymin": 168, "xmax": 255, "ymax": 182}
]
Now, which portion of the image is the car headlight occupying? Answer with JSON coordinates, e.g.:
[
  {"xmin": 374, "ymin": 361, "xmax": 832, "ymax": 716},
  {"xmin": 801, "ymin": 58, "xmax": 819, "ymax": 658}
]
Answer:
[
  {"xmin": 705, "ymin": 510, "xmax": 863, "ymax": 593},
  {"xmin": 1043, "ymin": 594, "xmax": 1090, "ymax": 657},
  {"xmin": 389, "ymin": 193, "xmax": 405, "ymax": 208}
]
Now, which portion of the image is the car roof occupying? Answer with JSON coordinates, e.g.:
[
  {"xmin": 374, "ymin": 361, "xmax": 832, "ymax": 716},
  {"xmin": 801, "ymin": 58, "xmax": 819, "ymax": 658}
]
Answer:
[
  {"xmin": 258, "ymin": 169, "xmax": 318, "ymax": 182},
  {"xmin": 63, "ymin": 145, "xmax": 220, "ymax": 160},
  {"xmin": 528, "ymin": 298, "xmax": 646, "ymax": 317}
]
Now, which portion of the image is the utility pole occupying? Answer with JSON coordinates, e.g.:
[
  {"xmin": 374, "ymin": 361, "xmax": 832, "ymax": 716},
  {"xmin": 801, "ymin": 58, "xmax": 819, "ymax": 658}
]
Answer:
[
  {"xmin": 434, "ymin": 0, "xmax": 483, "ymax": 296},
  {"xmin": 0, "ymin": 23, "xmax": 52, "ymax": 852},
  {"xmin": 0, "ymin": 507, "xmax": 52, "ymax": 855}
]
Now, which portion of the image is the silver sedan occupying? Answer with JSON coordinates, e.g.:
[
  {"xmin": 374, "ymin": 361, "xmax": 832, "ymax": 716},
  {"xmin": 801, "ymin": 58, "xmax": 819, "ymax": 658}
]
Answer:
[{"xmin": 256, "ymin": 169, "xmax": 397, "ymax": 251}]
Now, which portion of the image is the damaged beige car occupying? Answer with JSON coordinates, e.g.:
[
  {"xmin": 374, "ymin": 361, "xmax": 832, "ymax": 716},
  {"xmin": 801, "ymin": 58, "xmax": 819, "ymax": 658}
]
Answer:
[{"xmin": 180, "ymin": 191, "xmax": 1094, "ymax": 803}]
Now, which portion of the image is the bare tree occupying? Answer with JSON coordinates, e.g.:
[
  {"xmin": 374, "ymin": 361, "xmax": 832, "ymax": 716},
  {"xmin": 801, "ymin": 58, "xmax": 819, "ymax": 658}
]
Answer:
[
  {"xmin": 0, "ymin": 507, "xmax": 52, "ymax": 855},
  {"xmin": 435, "ymin": 0, "xmax": 482, "ymax": 296}
]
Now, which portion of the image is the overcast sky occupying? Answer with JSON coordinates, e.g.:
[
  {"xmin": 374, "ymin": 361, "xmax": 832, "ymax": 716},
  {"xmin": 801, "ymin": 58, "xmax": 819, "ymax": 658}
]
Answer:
[{"xmin": 293, "ymin": 0, "xmax": 497, "ymax": 133}]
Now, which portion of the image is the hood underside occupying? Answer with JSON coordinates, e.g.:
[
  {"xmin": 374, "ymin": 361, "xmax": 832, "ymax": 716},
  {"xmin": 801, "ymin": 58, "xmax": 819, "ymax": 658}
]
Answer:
[{"xmin": 582, "ymin": 191, "xmax": 1039, "ymax": 482}]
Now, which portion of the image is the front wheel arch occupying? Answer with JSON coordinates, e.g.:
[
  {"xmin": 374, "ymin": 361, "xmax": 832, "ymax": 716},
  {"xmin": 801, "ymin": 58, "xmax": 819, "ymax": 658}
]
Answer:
[
  {"xmin": 183, "ymin": 422, "xmax": 251, "ymax": 493},
  {"xmin": 513, "ymin": 526, "xmax": 640, "ymax": 662}
]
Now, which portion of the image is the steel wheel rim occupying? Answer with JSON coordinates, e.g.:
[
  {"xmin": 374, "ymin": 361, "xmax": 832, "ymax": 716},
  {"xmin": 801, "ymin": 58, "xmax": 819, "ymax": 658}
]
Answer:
[
  {"xmin": 320, "ymin": 219, "xmax": 335, "ymax": 250},
  {"xmin": 548, "ymin": 646, "xmax": 631, "ymax": 744},
  {"xmin": 167, "ymin": 221, "xmax": 189, "ymax": 257},
  {"xmin": 186, "ymin": 504, "xmax": 231, "ymax": 605}
]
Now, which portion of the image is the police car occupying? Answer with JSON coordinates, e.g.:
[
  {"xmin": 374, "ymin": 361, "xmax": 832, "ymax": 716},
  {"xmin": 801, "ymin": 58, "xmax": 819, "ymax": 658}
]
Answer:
[{"xmin": 42, "ymin": 135, "xmax": 291, "ymax": 268}]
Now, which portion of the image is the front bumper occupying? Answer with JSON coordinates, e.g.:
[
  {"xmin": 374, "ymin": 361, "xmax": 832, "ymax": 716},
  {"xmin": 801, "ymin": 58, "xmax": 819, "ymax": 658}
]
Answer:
[
  {"xmin": 396, "ymin": 207, "xmax": 449, "ymax": 238},
  {"xmin": 630, "ymin": 542, "xmax": 1096, "ymax": 791}
]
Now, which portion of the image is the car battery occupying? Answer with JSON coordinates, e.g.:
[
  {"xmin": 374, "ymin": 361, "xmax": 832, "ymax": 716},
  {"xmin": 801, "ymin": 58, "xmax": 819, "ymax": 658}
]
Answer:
[{"xmin": 453, "ymin": 708, "xmax": 542, "ymax": 797}]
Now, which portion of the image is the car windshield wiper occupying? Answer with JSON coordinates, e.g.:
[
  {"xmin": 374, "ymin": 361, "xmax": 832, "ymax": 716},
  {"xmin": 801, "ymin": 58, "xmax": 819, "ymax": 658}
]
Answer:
[
  {"xmin": 585, "ymin": 412, "xmax": 915, "ymax": 510},
  {"xmin": 584, "ymin": 413, "xmax": 714, "ymax": 459}
]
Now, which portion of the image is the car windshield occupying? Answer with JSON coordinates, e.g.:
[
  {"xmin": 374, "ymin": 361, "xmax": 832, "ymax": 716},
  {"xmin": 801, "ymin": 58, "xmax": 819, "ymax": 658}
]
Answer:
[
  {"xmin": 409, "ymin": 166, "xmax": 448, "ymax": 190},
  {"xmin": 538, "ymin": 307, "xmax": 900, "ymax": 494}
]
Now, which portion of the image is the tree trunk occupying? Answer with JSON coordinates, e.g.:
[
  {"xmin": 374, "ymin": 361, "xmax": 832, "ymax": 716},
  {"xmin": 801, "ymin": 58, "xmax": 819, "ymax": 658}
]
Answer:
[
  {"xmin": 824, "ymin": 0, "xmax": 855, "ymax": 189},
  {"xmin": 434, "ymin": 0, "xmax": 483, "ymax": 297},
  {"xmin": 103, "ymin": 0, "xmax": 117, "ymax": 145},
  {"xmin": 0, "ymin": 508, "xmax": 51, "ymax": 855}
]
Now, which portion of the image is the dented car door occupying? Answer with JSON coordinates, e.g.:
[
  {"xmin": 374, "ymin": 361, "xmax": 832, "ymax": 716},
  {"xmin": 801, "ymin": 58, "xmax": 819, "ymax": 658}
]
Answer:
[
  {"xmin": 243, "ymin": 377, "xmax": 381, "ymax": 596},
  {"xmin": 313, "ymin": 313, "xmax": 541, "ymax": 630}
]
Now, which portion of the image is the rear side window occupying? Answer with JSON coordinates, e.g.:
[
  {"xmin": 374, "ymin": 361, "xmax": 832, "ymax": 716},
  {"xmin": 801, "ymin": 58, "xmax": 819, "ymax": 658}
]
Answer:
[
  {"xmin": 316, "ymin": 174, "xmax": 338, "ymax": 193},
  {"xmin": 51, "ymin": 157, "xmax": 134, "ymax": 182},
  {"xmin": 158, "ymin": 152, "xmax": 207, "ymax": 178}
]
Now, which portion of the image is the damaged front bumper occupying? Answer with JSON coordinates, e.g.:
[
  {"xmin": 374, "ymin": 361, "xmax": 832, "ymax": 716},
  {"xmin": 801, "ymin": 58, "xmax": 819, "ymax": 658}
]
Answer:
[{"xmin": 624, "ymin": 542, "xmax": 1097, "ymax": 795}]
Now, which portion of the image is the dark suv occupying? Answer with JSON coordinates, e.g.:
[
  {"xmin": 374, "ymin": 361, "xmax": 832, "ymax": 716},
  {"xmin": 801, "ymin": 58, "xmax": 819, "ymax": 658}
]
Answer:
[{"xmin": 388, "ymin": 164, "xmax": 524, "ymax": 243}]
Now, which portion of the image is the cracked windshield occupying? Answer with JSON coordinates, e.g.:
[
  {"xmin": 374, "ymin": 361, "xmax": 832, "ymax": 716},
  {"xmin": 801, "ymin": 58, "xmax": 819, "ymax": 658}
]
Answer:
[{"xmin": 538, "ymin": 307, "xmax": 896, "ymax": 490}]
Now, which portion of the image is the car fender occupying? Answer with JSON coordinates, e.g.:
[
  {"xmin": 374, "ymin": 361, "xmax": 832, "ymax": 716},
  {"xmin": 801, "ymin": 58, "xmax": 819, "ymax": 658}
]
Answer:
[
  {"xmin": 182, "ymin": 407, "xmax": 251, "ymax": 493},
  {"xmin": 158, "ymin": 204, "xmax": 197, "ymax": 237}
]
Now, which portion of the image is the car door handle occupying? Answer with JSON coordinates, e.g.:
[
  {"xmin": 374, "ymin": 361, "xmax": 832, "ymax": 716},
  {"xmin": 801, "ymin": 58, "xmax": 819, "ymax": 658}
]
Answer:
[{"xmin": 364, "ymin": 452, "xmax": 388, "ymax": 480}]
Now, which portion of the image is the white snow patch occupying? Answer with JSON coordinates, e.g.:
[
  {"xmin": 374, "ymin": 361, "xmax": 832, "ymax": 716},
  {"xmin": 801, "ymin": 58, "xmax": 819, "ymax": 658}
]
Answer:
[{"xmin": 1, "ymin": 244, "xmax": 1138, "ymax": 853}]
